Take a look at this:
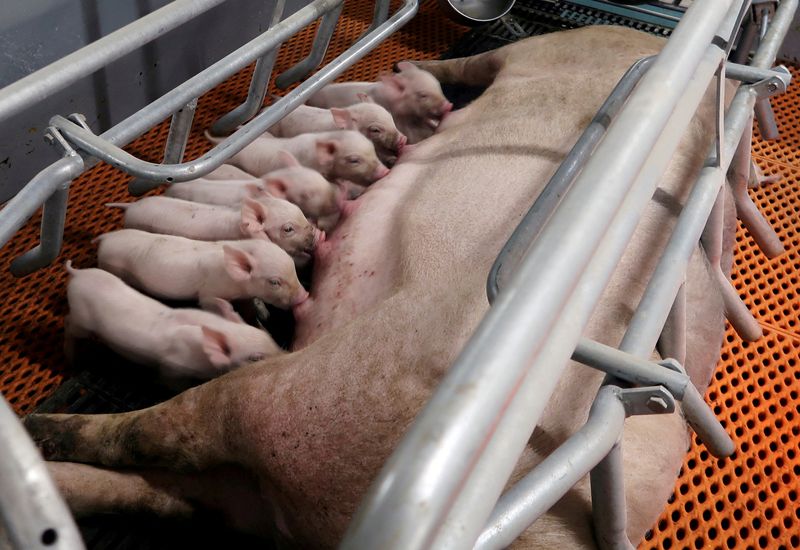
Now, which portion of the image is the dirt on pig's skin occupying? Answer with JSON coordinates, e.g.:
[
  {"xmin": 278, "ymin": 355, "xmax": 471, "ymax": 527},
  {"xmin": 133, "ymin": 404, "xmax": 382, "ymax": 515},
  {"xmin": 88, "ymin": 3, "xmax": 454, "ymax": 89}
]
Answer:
[{"xmin": 26, "ymin": 26, "xmax": 731, "ymax": 549}]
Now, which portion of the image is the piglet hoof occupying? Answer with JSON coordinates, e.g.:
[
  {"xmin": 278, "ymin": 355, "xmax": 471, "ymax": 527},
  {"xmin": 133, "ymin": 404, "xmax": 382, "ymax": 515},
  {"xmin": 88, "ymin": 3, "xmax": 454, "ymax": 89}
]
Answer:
[{"xmin": 24, "ymin": 414, "xmax": 89, "ymax": 461}]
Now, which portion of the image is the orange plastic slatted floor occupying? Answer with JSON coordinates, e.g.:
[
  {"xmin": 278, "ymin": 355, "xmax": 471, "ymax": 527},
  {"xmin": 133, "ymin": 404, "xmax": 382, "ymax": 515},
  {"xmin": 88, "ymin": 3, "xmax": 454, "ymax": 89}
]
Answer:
[{"xmin": 1, "ymin": 1, "xmax": 799, "ymax": 548}]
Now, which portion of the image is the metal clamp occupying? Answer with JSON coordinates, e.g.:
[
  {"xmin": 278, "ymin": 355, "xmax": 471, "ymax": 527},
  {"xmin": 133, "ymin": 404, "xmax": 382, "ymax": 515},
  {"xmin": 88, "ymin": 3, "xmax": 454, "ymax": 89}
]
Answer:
[
  {"xmin": 751, "ymin": 64, "xmax": 791, "ymax": 97},
  {"xmin": 617, "ymin": 386, "xmax": 676, "ymax": 416},
  {"xmin": 42, "ymin": 127, "xmax": 78, "ymax": 158}
]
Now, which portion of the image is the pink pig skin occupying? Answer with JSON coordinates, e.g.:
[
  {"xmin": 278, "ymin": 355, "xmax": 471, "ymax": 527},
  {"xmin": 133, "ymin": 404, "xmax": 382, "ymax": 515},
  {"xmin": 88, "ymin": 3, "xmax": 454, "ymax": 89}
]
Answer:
[
  {"xmin": 107, "ymin": 196, "xmax": 320, "ymax": 259},
  {"xmin": 307, "ymin": 62, "xmax": 452, "ymax": 145},
  {"xmin": 95, "ymin": 229, "xmax": 308, "ymax": 309},
  {"xmin": 205, "ymin": 130, "xmax": 388, "ymax": 186},
  {"xmin": 65, "ymin": 262, "xmax": 283, "ymax": 383},
  {"xmin": 167, "ymin": 157, "xmax": 340, "ymax": 224},
  {"xmin": 268, "ymin": 102, "xmax": 405, "ymax": 164},
  {"xmin": 24, "ymin": 28, "xmax": 729, "ymax": 550}
]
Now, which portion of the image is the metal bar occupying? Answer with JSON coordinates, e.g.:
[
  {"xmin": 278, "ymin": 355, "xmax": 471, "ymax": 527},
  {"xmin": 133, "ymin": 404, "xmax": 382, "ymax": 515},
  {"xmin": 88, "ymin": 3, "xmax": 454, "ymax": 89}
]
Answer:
[
  {"xmin": 591, "ymin": 443, "xmax": 633, "ymax": 550},
  {"xmin": 487, "ymin": 55, "xmax": 656, "ymax": 303},
  {"xmin": 486, "ymin": 52, "xmax": 788, "ymax": 302},
  {"xmin": 731, "ymin": 17, "xmax": 758, "ymax": 64},
  {"xmin": 575, "ymin": 339, "xmax": 734, "ymax": 458},
  {"xmin": 129, "ymin": 99, "xmax": 198, "ymax": 196},
  {"xmin": 0, "ymin": 158, "xmax": 84, "ymax": 248},
  {"xmin": 9, "ymin": 185, "xmax": 70, "ymax": 277},
  {"xmin": 363, "ymin": 0, "xmax": 391, "ymax": 36},
  {"xmin": 48, "ymin": 0, "xmax": 415, "ymax": 183},
  {"xmin": 729, "ymin": 113, "xmax": 785, "ymax": 256},
  {"xmin": 275, "ymin": 2, "xmax": 344, "ymax": 89},
  {"xmin": 438, "ymin": 71, "xmax": 717, "ymax": 545},
  {"xmin": 750, "ymin": 0, "xmax": 796, "ymax": 68},
  {"xmin": 343, "ymin": 2, "xmax": 736, "ymax": 540},
  {"xmin": 725, "ymin": 61, "xmax": 787, "ymax": 82},
  {"xmin": 659, "ymin": 282, "xmax": 687, "ymax": 365},
  {"xmin": 473, "ymin": 386, "xmax": 627, "ymax": 550},
  {"xmin": 572, "ymin": 340, "xmax": 689, "ymax": 398},
  {"xmin": 0, "ymin": 394, "xmax": 84, "ymax": 549},
  {"xmin": 0, "ymin": 0, "xmax": 228, "ymax": 124},
  {"xmin": 754, "ymin": 97, "xmax": 779, "ymax": 138},
  {"xmin": 0, "ymin": 0, "xmax": 417, "ymax": 268},
  {"xmin": 210, "ymin": 0, "xmax": 287, "ymax": 135},
  {"xmin": 431, "ymin": 41, "xmax": 728, "ymax": 550}
]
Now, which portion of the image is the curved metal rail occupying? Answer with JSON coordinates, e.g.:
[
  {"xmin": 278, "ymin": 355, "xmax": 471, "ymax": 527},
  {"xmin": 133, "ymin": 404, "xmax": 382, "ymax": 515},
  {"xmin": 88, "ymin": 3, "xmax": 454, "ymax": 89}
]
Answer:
[{"xmin": 342, "ymin": 1, "xmax": 798, "ymax": 548}]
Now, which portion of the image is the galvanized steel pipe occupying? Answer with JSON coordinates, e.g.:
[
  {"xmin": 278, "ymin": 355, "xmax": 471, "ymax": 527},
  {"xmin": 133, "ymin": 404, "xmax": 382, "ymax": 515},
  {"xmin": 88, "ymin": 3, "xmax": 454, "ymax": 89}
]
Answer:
[
  {"xmin": 0, "ymin": 0, "xmax": 229, "ymax": 124},
  {"xmin": 342, "ymin": 2, "xmax": 734, "ymax": 547}
]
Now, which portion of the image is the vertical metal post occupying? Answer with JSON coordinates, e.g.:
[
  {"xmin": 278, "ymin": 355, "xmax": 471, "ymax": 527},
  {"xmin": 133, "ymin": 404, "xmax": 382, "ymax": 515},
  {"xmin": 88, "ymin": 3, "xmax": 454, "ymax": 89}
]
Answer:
[
  {"xmin": 210, "ymin": 0, "xmax": 287, "ymax": 135},
  {"xmin": 659, "ymin": 282, "xmax": 687, "ymax": 365},
  {"xmin": 362, "ymin": 0, "xmax": 391, "ymax": 36},
  {"xmin": 9, "ymin": 185, "xmax": 71, "ymax": 277},
  {"xmin": 702, "ymin": 187, "xmax": 764, "ymax": 341},
  {"xmin": 731, "ymin": 17, "xmax": 758, "ymax": 63},
  {"xmin": 590, "ymin": 442, "xmax": 635, "ymax": 550},
  {"xmin": 275, "ymin": 2, "xmax": 344, "ymax": 88},
  {"xmin": 754, "ymin": 96, "xmax": 779, "ymax": 139},
  {"xmin": 728, "ymin": 114, "xmax": 784, "ymax": 257},
  {"xmin": 128, "ymin": 99, "xmax": 198, "ymax": 196}
]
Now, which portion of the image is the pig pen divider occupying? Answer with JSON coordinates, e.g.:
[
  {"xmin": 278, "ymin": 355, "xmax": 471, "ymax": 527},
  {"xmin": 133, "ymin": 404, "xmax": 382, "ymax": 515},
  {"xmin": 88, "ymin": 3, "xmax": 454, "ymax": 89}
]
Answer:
[
  {"xmin": 342, "ymin": 1, "xmax": 799, "ymax": 549},
  {"xmin": 0, "ymin": 1, "xmax": 417, "ymax": 548}
]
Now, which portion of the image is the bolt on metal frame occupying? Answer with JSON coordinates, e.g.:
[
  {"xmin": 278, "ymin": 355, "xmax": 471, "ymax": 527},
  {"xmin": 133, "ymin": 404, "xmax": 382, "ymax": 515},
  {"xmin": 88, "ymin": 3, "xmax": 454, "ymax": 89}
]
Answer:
[
  {"xmin": 343, "ymin": 0, "xmax": 798, "ymax": 548},
  {"xmin": 0, "ymin": 1, "xmax": 418, "ymax": 547}
]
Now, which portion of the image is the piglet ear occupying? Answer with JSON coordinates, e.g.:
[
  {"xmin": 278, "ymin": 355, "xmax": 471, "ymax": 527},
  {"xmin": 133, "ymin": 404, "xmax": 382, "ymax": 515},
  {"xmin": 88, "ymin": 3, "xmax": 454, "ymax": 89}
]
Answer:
[
  {"xmin": 330, "ymin": 108, "xmax": 353, "ymax": 130},
  {"xmin": 380, "ymin": 74, "xmax": 406, "ymax": 96},
  {"xmin": 200, "ymin": 326, "xmax": 233, "ymax": 368},
  {"xmin": 277, "ymin": 149, "xmax": 301, "ymax": 168},
  {"xmin": 245, "ymin": 182, "xmax": 269, "ymax": 199},
  {"xmin": 356, "ymin": 92, "xmax": 374, "ymax": 104},
  {"xmin": 395, "ymin": 61, "xmax": 417, "ymax": 73},
  {"xmin": 263, "ymin": 177, "xmax": 288, "ymax": 197},
  {"xmin": 315, "ymin": 140, "xmax": 337, "ymax": 167},
  {"xmin": 240, "ymin": 198, "xmax": 270, "ymax": 238},
  {"xmin": 200, "ymin": 297, "xmax": 246, "ymax": 324},
  {"xmin": 222, "ymin": 245, "xmax": 255, "ymax": 282}
]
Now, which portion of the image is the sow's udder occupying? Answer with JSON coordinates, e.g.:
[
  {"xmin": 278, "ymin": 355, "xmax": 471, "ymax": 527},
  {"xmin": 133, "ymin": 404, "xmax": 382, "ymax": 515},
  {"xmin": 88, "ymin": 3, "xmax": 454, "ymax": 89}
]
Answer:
[{"xmin": 291, "ymin": 165, "xmax": 413, "ymax": 349}]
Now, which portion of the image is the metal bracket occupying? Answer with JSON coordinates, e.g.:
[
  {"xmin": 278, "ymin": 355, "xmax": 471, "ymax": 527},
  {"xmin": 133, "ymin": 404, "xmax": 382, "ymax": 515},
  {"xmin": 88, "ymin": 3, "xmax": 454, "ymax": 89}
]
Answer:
[
  {"xmin": 658, "ymin": 357, "xmax": 685, "ymax": 375},
  {"xmin": 43, "ymin": 126, "xmax": 78, "ymax": 158},
  {"xmin": 67, "ymin": 112, "xmax": 92, "ymax": 132},
  {"xmin": 616, "ymin": 386, "xmax": 676, "ymax": 417},
  {"xmin": 751, "ymin": 65, "xmax": 791, "ymax": 97},
  {"xmin": 499, "ymin": 15, "xmax": 528, "ymax": 40}
]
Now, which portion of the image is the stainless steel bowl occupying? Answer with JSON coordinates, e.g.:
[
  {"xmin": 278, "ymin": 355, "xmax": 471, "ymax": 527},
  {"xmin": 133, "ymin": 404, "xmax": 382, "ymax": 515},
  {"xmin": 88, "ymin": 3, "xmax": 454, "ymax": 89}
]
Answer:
[{"xmin": 437, "ymin": 0, "xmax": 517, "ymax": 26}]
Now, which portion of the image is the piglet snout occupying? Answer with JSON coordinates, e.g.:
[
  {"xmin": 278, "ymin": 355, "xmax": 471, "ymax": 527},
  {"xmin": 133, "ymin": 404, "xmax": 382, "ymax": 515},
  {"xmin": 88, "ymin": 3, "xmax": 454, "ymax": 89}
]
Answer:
[
  {"xmin": 374, "ymin": 165, "xmax": 390, "ymax": 179},
  {"xmin": 292, "ymin": 288, "xmax": 310, "ymax": 306},
  {"xmin": 315, "ymin": 229, "xmax": 326, "ymax": 246},
  {"xmin": 441, "ymin": 101, "xmax": 453, "ymax": 114},
  {"xmin": 396, "ymin": 134, "xmax": 408, "ymax": 151}
]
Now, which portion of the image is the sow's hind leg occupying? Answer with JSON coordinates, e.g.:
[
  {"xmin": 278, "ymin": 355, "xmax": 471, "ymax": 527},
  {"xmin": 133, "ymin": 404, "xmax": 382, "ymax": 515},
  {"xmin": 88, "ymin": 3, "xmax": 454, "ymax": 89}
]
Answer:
[
  {"xmin": 48, "ymin": 461, "xmax": 280, "ymax": 538},
  {"xmin": 24, "ymin": 381, "xmax": 232, "ymax": 472}
]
